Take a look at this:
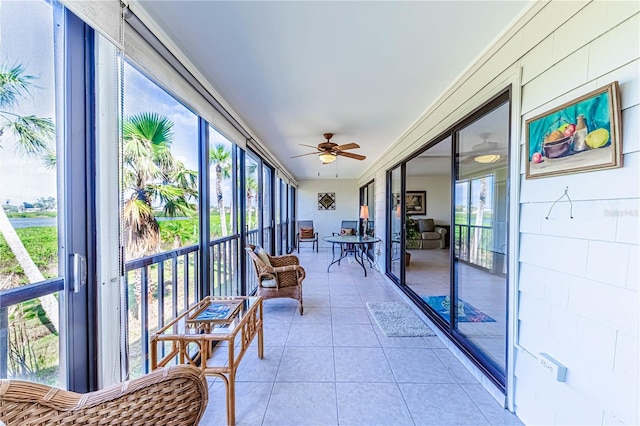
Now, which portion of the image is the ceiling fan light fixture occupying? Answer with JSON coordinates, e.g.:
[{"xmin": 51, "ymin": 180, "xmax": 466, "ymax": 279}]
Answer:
[
  {"xmin": 319, "ymin": 152, "xmax": 337, "ymax": 163},
  {"xmin": 474, "ymin": 154, "xmax": 501, "ymax": 164}
]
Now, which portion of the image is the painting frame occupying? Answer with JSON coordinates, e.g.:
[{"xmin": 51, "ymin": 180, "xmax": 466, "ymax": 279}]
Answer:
[
  {"xmin": 318, "ymin": 192, "xmax": 336, "ymax": 210},
  {"xmin": 405, "ymin": 191, "xmax": 426, "ymax": 215},
  {"xmin": 525, "ymin": 81, "xmax": 622, "ymax": 179}
]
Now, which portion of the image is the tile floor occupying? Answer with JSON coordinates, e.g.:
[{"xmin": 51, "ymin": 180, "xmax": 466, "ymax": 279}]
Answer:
[
  {"xmin": 199, "ymin": 248, "xmax": 523, "ymax": 425},
  {"xmin": 405, "ymin": 249, "xmax": 507, "ymax": 368}
]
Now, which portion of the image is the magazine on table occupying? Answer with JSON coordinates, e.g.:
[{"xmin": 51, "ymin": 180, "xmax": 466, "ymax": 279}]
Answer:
[{"xmin": 188, "ymin": 299, "xmax": 242, "ymax": 323}]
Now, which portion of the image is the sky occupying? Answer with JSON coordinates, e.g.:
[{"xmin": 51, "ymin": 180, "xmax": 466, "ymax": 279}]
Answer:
[
  {"xmin": 0, "ymin": 0, "xmax": 57, "ymax": 206},
  {"xmin": 0, "ymin": 0, "xmax": 234, "ymax": 208},
  {"xmin": 124, "ymin": 63, "xmax": 234, "ymax": 208}
]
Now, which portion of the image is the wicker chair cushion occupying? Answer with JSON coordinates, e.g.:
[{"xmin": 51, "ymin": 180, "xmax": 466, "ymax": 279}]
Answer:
[
  {"xmin": 261, "ymin": 278, "xmax": 277, "ymax": 288},
  {"xmin": 340, "ymin": 228, "xmax": 355, "ymax": 236},
  {"xmin": 245, "ymin": 244, "xmax": 305, "ymax": 314},
  {"xmin": 255, "ymin": 246, "xmax": 272, "ymax": 266},
  {"xmin": 300, "ymin": 227, "xmax": 314, "ymax": 239}
]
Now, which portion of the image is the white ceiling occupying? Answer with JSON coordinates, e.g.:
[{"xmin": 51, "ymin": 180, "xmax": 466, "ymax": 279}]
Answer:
[{"xmin": 135, "ymin": 1, "xmax": 529, "ymax": 180}]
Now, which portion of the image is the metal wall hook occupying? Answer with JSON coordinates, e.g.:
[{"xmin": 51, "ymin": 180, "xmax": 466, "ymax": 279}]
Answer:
[{"xmin": 545, "ymin": 186, "xmax": 573, "ymax": 219}]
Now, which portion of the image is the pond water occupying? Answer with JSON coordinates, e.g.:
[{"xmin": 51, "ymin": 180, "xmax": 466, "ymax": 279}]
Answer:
[
  {"xmin": 9, "ymin": 217, "xmax": 57, "ymax": 229},
  {"xmin": 8, "ymin": 216, "xmax": 190, "ymax": 229}
]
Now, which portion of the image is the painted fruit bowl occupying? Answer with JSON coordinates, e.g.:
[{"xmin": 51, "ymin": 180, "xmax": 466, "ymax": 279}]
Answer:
[{"xmin": 543, "ymin": 135, "xmax": 573, "ymax": 158}]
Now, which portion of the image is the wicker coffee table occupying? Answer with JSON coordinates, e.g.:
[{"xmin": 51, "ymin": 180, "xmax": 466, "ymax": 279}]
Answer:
[{"xmin": 150, "ymin": 295, "xmax": 264, "ymax": 425}]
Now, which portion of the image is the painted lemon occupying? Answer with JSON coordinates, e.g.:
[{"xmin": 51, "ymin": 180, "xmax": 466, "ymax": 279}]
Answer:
[{"xmin": 585, "ymin": 128, "xmax": 609, "ymax": 149}]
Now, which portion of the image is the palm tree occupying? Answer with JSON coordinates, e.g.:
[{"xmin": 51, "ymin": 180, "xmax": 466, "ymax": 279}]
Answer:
[
  {"xmin": 0, "ymin": 63, "xmax": 58, "ymax": 330},
  {"xmin": 122, "ymin": 112, "xmax": 197, "ymax": 317},
  {"xmin": 209, "ymin": 144, "xmax": 231, "ymax": 237},
  {"xmin": 470, "ymin": 177, "xmax": 488, "ymax": 264},
  {"xmin": 246, "ymin": 171, "xmax": 258, "ymax": 231},
  {"xmin": 122, "ymin": 112, "xmax": 197, "ymax": 260}
]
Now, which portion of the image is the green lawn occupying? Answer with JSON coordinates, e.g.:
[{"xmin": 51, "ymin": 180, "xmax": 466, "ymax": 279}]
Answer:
[
  {"xmin": 0, "ymin": 212, "xmax": 245, "ymax": 383},
  {"xmin": 454, "ymin": 210, "xmax": 493, "ymax": 226},
  {"xmin": 5, "ymin": 211, "xmax": 57, "ymax": 218}
]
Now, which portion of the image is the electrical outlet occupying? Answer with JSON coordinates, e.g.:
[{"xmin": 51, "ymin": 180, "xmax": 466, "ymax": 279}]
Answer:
[{"xmin": 538, "ymin": 353, "xmax": 567, "ymax": 382}]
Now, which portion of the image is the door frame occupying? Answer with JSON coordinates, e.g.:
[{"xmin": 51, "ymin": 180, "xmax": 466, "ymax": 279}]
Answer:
[{"xmin": 385, "ymin": 86, "xmax": 513, "ymax": 392}]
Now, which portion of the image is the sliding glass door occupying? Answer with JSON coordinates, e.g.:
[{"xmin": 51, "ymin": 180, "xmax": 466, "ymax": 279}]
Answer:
[
  {"xmin": 359, "ymin": 180, "xmax": 375, "ymax": 236},
  {"xmin": 405, "ymin": 137, "xmax": 452, "ymax": 324},
  {"xmin": 0, "ymin": 2, "xmax": 95, "ymax": 391},
  {"xmin": 387, "ymin": 167, "xmax": 403, "ymax": 282},
  {"xmin": 386, "ymin": 89, "xmax": 511, "ymax": 389},
  {"xmin": 453, "ymin": 101, "xmax": 509, "ymax": 379},
  {"xmin": 262, "ymin": 165, "xmax": 274, "ymax": 252}
]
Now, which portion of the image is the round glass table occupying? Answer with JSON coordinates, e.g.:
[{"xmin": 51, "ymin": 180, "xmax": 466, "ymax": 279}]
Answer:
[{"xmin": 322, "ymin": 235, "xmax": 381, "ymax": 276}]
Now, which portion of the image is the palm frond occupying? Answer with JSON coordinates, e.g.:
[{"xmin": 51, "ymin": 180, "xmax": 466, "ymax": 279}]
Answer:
[
  {"xmin": 123, "ymin": 198, "xmax": 154, "ymax": 229},
  {"xmin": 169, "ymin": 168, "xmax": 198, "ymax": 192},
  {"xmin": 152, "ymin": 145, "xmax": 177, "ymax": 174},
  {"xmin": 145, "ymin": 183, "xmax": 196, "ymax": 216},
  {"xmin": 0, "ymin": 64, "xmax": 37, "ymax": 109},
  {"xmin": 246, "ymin": 175, "xmax": 258, "ymax": 191},
  {"xmin": 42, "ymin": 148, "xmax": 57, "ymax": 169},
  {"xmin": 210, "ymin": 144, "xmax": 232, "ymax": 179},
  {"xmin": 3, "ymin": 115, "xmax": 54, "ymax": 156},
  {"xmin": 147, "ymin": 183, "xmax": 184, "ymax": 201},
  {"xmin": 124, "ymin": 112, "xmax": 174, "ymax": 147},
  {"xmin": 163, "ymin": 198, "xmax": 196, "ymax": 217},
  {"xmin": 122, "ymin": 198, "xmax": 160, "ymax": 259}
]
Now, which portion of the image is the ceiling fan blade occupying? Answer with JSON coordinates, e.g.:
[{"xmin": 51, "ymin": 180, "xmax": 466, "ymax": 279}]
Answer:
[
  {"xmin": 299, "ymin": 144, "xmax": 320, "ymax": 150},
  {"xmin": 290, "ymin": 152, "xmax": 319, "ymax": 158},
  {"xmin": 335, "ymin": 143, "xmax": 360, "ymax": 151},
  {"xmin": 338, "ymin": 151, "xmax": 366, "ymax": 161}
]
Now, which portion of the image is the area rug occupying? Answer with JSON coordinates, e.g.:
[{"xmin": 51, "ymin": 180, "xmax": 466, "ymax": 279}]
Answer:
[
  {"xmin": 421, "ymin": 296, "xmax": 496, "ymax": 323},
  {"xmin": 366, "ymin": 302, "xmax": 435, "ymax": 337}
]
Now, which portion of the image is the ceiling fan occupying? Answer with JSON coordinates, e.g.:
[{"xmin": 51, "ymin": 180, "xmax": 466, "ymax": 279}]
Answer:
[
  {"xmin": 291, "ymin": 133, "xmax": 366, "ymax": 164},
  {"xmin": 416, "ymin": 132, "xmax": 503, "ymax": 164},
  {"xmin": 461, "ymin": 132, "xmax": 503, "ymax": 164}
]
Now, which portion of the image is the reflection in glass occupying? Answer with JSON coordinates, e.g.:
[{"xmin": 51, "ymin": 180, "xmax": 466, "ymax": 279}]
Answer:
[
  {"xmin": 389, "ymin": 167, "xmax": 402, "ymax": 280},
  {"xmin": 405, "ymin": 137, "xmax": 452, "ymax": 324},
  {"xmin": 454, "ymin": 102, "xmax": 509, "ymax": 373},
  {"xmin": 360, "ymin": 181, "xmax": 375, "ymax": 236}
]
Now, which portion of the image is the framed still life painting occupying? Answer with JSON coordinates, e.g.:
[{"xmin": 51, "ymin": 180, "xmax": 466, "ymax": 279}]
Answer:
[
  {"xmin": 405, "ymin": 191, "xmax": 426, "ymax": 215},
  {"xmin": 525, "ymin": 81, "xmax": 622, "ymax": 179}
]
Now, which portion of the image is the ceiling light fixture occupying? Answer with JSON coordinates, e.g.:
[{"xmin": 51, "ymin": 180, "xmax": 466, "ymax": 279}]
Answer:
[
  {"xmin": 474, "ymin": 154, "xmax": 501, "ymax": 164},
  {"xmin": 319, "ymin": 152, "xmax": 337, "ymax": 163}
]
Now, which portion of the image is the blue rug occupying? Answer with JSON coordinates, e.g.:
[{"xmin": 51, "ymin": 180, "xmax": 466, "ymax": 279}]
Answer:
[{"xmin": 421, "ymin": 296, "xmax": 496, "ymax": 323}]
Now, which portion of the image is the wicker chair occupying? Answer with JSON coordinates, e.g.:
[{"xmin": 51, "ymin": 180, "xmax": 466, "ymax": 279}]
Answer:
[
  {"xmin": 0, "ymin": 364, "xmax": 208, "ymax": 426},
  {"xmin": 246, "ymin": 244, "xmax": 305, "ymax": 314}
]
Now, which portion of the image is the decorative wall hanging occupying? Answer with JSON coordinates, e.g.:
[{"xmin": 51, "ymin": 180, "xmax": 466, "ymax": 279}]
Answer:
[
  {"xmin": 405, "ymin": 191, "xmax": 427, "ymax": 215},
  {"xmin": 318, "ymin": 192, "xmax": 336, "ymax": 210},
  {"xmin": 525, "ymin": 81, "xmax": 622, "ymax": 179}
]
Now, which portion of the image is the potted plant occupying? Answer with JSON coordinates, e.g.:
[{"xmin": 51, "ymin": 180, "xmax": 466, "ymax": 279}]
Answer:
[
  {"xmin": 405, "ymin": 215, "xmax": 419, "ymax": 240},
  {"xmin": 405, "ymin": 214, "xmax": 419, "ymax": 266}
]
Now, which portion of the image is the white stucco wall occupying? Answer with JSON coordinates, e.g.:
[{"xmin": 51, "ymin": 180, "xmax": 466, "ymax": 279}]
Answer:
[
  {"xmin": 514, "ymin": 2, "xmax": 639, "ymax": 424},
  {"xmin": 297, "ymin": 179, "xmax": 359, "ymax": 249},
  {"xmin": 359, "ymin": 1, "xmax": 639, "ymax": 424}
]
